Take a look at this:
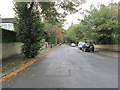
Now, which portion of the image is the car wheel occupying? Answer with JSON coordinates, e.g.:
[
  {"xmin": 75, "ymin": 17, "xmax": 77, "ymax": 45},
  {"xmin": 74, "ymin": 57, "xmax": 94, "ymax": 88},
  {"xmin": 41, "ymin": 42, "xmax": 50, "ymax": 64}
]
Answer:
[
  {"xmin": 92, "ymin": 49, "xmax": 94, "ymax": 52},
  {"xmin": 81, "ymin": 48, "xmax": 84, "ymax": 51}
]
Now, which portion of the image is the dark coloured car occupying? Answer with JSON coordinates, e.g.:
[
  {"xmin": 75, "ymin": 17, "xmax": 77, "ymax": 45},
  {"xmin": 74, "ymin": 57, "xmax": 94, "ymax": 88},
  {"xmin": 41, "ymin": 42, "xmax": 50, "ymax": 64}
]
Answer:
[{"xmin": 81, "ymin": 43, "xmax": 94, "ymax": 52}]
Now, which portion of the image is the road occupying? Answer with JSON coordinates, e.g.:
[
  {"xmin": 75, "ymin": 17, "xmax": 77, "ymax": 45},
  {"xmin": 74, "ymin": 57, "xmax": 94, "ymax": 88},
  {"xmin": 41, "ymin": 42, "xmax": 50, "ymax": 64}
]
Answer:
[{"xmin": 3, "ymin": 45, "xmax": 118, "ymax": 88}]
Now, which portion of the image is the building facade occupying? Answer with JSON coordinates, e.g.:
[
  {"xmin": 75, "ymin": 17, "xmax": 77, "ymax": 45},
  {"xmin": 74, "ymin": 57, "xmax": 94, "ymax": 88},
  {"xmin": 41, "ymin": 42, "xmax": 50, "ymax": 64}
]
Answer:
[{"xmin": 0, "ymin": 18, "xmax": 15, "ymax": 31}]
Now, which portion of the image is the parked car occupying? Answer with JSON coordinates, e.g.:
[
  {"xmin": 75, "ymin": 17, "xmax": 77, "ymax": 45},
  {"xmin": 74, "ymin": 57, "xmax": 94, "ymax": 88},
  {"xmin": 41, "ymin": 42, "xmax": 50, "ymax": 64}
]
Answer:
[
  {"xmin": 78, "ymin": 42, "xmax": 86, "ymax": 50},
  {"xmin": 71, "ymin": 43, "xmax": 76, "ymax": 47},
  {"xmin": 59, "ymin": 43, "xmax": 62, "ymax": 45},
  {"xmin": 81, "ymin": 43, "xmax": 94, "ymax": 52}
]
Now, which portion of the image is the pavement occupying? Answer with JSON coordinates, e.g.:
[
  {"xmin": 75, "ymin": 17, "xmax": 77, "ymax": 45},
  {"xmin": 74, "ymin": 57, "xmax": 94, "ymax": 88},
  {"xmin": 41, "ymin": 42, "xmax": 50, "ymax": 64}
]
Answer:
[
  {"xmin": 2, "ymin": 47, "xmax": 52, "ymax": 77},
  {"xmin": 2, "ymin": 44, "xmax": 118, "ymax": 88},
  {"xmin": 95, "ymin": 48, "xmax": 119, "ymax": 58}
]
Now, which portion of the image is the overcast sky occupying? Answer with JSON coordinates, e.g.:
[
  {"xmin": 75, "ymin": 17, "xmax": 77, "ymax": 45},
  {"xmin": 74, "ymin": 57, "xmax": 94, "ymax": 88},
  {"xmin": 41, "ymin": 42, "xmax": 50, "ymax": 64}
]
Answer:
[{"xmin": 0, "ymin": 0, "xmax": 119, "ymax": 29}]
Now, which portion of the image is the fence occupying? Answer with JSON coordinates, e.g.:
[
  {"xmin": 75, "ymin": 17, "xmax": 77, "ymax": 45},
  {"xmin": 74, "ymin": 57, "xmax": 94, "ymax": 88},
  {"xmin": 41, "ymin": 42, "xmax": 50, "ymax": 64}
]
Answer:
[
  {"xmin": 2, "ymin": 28, "xmax": 17, "ymax": 43},
  {"xmin": 1, "ymin": 29, "xmax": 20, "ymax": 59}
]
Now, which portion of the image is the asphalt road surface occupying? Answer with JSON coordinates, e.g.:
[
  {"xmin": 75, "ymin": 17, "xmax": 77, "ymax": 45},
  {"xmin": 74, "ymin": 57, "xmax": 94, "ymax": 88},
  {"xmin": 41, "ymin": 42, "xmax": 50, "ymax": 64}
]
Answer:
[{"xmin": 3, "ymin": 45, "xmax": 118, "ymax": 88}]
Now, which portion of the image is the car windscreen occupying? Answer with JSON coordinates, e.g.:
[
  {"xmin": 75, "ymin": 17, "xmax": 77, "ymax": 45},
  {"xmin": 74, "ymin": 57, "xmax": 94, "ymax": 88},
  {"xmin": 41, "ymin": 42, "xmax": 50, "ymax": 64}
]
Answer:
[{"xmin": 79, "ymin": 43, "xmax": 85, "ymax": 45}]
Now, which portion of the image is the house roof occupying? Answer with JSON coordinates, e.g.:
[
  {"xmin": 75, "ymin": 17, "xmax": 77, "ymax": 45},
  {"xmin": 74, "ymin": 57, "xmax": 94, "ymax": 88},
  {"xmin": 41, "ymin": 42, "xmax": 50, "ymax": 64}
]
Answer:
[{"xmin": 1, "ymin": 18, "xmax": 15, "ymax": 23}]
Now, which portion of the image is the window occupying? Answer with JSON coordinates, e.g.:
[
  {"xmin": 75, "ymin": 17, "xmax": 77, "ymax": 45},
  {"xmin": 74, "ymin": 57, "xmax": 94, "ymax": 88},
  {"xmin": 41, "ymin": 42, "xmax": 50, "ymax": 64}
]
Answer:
[{"xmin": 2, "ymin": 24, "xmax": 7, "ymax": 29}]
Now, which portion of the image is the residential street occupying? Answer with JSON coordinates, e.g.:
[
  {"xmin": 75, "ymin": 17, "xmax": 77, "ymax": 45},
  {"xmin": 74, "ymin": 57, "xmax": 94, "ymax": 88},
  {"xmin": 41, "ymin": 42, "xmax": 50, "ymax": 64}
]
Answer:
[{"xmin": 3, "ymin": 45, "xmax": 118, "ymax": 88}]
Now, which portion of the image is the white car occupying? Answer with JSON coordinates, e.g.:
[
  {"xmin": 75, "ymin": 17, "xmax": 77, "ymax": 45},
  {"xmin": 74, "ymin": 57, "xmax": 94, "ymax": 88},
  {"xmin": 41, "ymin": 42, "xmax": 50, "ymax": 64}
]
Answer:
[
  {"xmin": 71, "ymin": 43, "xmax": 76, "ymax": 47},
  {"xmin": 78, "ymin": 42, "xmax": 86, "ymax": 50}
]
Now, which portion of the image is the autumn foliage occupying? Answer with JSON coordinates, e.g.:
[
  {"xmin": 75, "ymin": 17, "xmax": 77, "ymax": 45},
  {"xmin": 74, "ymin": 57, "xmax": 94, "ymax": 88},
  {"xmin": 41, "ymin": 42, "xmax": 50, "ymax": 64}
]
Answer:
[
  {"xmin": 54, "ymin": 25, "xmax": 62, "ymax": 41},
  {"xmin": 44, "ymin": 24, "xmax": 62, "ymax": 46}
]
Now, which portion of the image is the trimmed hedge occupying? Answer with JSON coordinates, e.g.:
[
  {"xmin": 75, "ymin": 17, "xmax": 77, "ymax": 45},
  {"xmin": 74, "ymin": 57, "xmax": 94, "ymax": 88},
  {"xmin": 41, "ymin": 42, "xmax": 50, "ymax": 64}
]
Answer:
[{"xmin": 2, "ymin": 28, "xmax": 17, "ymax": 43}]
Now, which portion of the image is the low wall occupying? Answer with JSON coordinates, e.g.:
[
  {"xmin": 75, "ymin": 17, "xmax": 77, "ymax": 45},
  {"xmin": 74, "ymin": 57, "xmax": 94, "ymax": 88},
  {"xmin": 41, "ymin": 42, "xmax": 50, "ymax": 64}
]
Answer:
[
  {"xmin": 2, "ymin": 42, "xmax": 50, "ymax": 60},
  {"xmin": 2, "ymin": 43, "xmax": 22, "ymax": 59},
  {"xmin": 94, "ymin": 44, "xmax": 119, "ymax": 52}
]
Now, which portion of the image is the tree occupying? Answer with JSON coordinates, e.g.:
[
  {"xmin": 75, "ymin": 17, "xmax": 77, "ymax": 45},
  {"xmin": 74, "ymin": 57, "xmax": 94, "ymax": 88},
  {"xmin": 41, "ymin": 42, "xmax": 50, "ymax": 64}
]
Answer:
[
  {"xmin": 92, "ymin": 3, "xmax": 118, "ymax": 44},
  {"xmin": 14, "ymin": 2, "xmax": 44, "ymax": 57},
  {"xmin": 44, "ymin": 24, "xmax": 62, "ymax": 47},
  {"xmin": 14, "ymin": 1, "xmax": 85, "ymax": 57},
  {"xmin": 44, "ymin": 24, "xmax": 56, "ymax": 47},
  {"xmin": 77, "ymin": 2, "xmax": 118, "ymax": 44},
  {"xmin": 64, "ymin": 24, "xmax": 79, "ymax": 43},
  {"xmin": 55, "ymin": 25, "xmax": 62, "ymax": 43}
]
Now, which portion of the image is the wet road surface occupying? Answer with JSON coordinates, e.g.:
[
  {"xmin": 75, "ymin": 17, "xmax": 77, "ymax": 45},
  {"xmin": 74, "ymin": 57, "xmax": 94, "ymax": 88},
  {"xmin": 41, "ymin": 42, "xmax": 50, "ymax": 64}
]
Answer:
[{"xmin": 3, "ymin": 45, "xmax": 118, "ymax": 88}]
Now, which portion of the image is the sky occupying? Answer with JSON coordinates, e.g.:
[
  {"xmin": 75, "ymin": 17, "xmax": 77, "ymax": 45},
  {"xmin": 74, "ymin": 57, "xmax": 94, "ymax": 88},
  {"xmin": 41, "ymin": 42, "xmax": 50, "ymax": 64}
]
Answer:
[{"xmin": 0, "ymin": 0, "xmax": 119, "ymax": 29}]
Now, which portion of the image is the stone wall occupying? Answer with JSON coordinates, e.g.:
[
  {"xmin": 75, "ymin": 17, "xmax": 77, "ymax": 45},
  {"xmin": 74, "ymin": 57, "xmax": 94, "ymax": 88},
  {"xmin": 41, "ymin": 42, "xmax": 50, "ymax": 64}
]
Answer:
[{"xmin": 94, "ymin": 44, "xmax": 119, "ymax": 52}]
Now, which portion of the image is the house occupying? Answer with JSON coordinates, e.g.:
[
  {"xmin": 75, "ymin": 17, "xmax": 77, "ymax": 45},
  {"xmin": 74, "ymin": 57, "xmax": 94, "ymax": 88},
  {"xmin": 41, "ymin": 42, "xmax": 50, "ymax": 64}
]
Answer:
[{"xmin": 0, "ymin": 18, "xmax": 15, "ymax": 31}]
